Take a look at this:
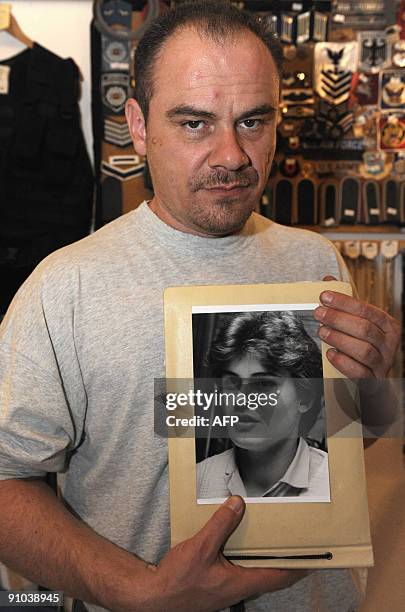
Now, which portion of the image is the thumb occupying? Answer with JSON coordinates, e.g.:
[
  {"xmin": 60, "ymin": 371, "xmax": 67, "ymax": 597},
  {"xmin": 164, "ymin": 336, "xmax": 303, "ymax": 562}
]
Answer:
[
  {"xmin": 322, "ymin": 275, "xmax": 337, "ymax": 281},
  {"xmin": 194, "ymin": 496, "xmax": 245, "ymax": 559}
]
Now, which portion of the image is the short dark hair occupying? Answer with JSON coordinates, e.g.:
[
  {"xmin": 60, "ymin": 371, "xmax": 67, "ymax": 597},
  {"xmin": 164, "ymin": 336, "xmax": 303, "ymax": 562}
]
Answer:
[{"xmin": 134, "ymin": 0, "xmax": 283, "ymax": 122}]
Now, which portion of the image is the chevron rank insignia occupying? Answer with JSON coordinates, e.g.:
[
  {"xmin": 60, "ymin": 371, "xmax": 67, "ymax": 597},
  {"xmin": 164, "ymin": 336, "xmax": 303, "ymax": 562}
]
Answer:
[
  {"xmin": 104, "ymin": 118, "xmax": 133, "ymax": 147},
  {"xmin": 315, "ymin": 42, "xmax": 359, "ymax": 106},
  {"xmin": 101, "ymin": 154, "xmax": 145, "ymax": 181}
]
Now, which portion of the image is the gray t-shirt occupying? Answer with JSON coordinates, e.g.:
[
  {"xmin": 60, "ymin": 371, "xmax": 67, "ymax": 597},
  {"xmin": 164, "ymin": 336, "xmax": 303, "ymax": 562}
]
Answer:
[{"xmin": 0, "ymin": 202, "xmax": 361, "ymax": 611}]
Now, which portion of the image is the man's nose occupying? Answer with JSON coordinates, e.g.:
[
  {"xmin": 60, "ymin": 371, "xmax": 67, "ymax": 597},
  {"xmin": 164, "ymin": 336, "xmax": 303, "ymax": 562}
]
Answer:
[{"xmin": 208, "ymin": 128, "xmax": 249, "ymax": 171}]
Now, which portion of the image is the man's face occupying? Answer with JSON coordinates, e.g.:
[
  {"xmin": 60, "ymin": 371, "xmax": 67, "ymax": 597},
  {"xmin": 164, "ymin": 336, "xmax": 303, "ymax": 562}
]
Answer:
[{"xmin": 127, "ymin": 27, "xmax": 280, "ymax": 236}]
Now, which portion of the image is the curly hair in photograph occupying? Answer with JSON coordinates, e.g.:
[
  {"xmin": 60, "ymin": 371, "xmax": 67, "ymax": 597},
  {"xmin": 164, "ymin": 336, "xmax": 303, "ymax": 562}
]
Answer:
[{"xmin": 206, "ymin": 310, "xmax": 324, "ymax": 434}]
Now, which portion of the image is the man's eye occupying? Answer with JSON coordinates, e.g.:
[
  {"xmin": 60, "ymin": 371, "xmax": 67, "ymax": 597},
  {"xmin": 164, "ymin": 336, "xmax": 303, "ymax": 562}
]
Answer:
[
  {"xmin": 184, "ymin": 120, "xmax": 204, "ymax": 130},
  {"xmin": 240, "ymin": 119, "xmax": 260, "ymax": 129}
]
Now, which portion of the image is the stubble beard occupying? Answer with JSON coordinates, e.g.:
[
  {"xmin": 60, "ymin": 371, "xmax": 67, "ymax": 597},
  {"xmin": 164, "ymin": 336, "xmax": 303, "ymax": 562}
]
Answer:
[
  {"xmin": 187, "ymin": 194, "xmax": 256, "ymax": 235},
  {"xmin": 187, "ymin": 167, "xmax": 260, "ymax": 235}
]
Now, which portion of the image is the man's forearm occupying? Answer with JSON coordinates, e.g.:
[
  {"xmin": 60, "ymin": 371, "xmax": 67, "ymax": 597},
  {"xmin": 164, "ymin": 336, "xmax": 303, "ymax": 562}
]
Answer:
[
  {"xmin": 0, "ymin": 479, "xmax": 156, "ymax": 610},
  {"xmin": 0, "ymin": 480, "xmax": 309, "ymax": 612}
]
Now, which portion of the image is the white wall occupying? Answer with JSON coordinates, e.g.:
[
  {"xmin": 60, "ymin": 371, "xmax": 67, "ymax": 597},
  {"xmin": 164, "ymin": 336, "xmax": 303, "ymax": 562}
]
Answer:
[{"xmin": 0, "ymin": 0, "xmax": 94, "ymax": 162}]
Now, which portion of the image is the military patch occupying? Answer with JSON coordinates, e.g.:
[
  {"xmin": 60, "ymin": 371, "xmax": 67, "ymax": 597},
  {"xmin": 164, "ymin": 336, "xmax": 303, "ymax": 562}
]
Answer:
[
  {"xmin": 379, "ymin": 114, "xmax": 405, "ymax": 151},
  {"xmin": 392, "ymin": 40, "xmax": 405, "ymax": 69},
  {"xmin": 279, "ymin": 157, "xmax": 300, "ymax": 178},
  {"xmin": 101, "ymin": 0, "xmax": 132, "ymax": 28},
  {"xmin": 359, "ymin": 150, "xmax": 391, "ymax": 180},
  {"xmin": 317, "ymin": 100, "xmax": 354, "ymax": 139},
  {"xmin": 102, "ymin": 36, "xmax": 130, "ymax": 72},
  {"xmin": 354, "ymin": 73, "xmax": 379, "ymax": 106},
  {"xmin": 363, "ymin": 180, "xmax": 382, "ymax": 224},
  {"xmin": 313, "ymin": 11, "xmax": 329, "ymax": 42},
  {"xmin": 296, "ymin": 178, "xmax": 318, "ymax": 224},
  {"xmin": 101, "ymin": 154, "xmax": 145, "ymax": 181},
  {"xmin": 102, "ymin": 73, "xmax": 131, "ymax": 114},
  {"xmin": 279, "ymin": 10, "xmax": 329, "ymax": 45},
  {"xmin": 358, "ymin": 31, "xmax": 391, "ymax": 73},
  {"xmin": 340, "ymin": 177, "xmax": 361, "ymax": 224},
  {"xmin": 280, "ymin": 13, "xmax": 295, "ymax": 44},
  {"xmin": 319, "ymin": 179, "xmax": 340, "ymax": 227},
  {"xmin": 296, "ymin": 11, "xmax": 312, "ymax": 45},
  {"xmin": 332, "ymin": 1, "xmax": 387, "ymax": 30},
  {"xmin": 380, "ymin": 70, "xmax": 405, "ymax": 110},
  {"xmin": 392, "ymin": 152, "xmax": 405, "ymax": 178},
  {"xmin": 104, "ymin": 118, "xmax": 132, "ymax": 148},
  {"xmin": 382, "ymin": 179, "xmax": 401, "ymax": 223},
  {"xmin": 315, "ymin": 42, "xmax": 359, "ymax": 106}
]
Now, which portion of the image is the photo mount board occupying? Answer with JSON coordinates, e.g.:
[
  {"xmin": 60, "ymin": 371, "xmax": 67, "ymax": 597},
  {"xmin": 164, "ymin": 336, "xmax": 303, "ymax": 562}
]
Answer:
[{"xmin": 164, "ymin": 281, "xmax": 373, "ymax": 569}]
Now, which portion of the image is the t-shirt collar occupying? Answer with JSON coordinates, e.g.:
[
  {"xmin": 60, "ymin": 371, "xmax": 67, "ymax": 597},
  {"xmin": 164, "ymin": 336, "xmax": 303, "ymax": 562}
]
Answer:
[{"xmin": 136, "ymin": 200, "xmax": 257, "ymax": 254}]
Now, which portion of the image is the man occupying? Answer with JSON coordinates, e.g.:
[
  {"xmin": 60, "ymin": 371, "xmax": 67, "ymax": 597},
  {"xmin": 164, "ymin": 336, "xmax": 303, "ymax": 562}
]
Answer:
[{"xmin": 0, "ymin": 2, "xmax": 400, "ymax": 612}]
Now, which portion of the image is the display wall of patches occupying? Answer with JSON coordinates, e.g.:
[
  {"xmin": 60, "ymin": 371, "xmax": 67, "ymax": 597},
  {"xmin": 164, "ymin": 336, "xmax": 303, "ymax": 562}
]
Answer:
[{"xmin": 250, "ymin": 0, "xmax": 405, "ymax": 229}]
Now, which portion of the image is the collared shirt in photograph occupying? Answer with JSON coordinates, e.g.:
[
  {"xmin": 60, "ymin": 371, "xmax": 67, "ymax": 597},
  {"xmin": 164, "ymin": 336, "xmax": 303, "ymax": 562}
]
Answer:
[{"xmin": 197, "ymin": 438, "xmax": 330, "ymax": 501}]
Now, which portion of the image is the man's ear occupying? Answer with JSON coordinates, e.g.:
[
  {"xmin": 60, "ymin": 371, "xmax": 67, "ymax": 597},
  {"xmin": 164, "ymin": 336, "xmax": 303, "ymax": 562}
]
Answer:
[{"xmin": 125, "ymin": 98, "xmax": 147, "ymax": 156}]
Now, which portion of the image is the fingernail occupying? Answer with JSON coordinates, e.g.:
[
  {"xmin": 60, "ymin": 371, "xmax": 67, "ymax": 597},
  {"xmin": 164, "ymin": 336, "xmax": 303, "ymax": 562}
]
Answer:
[
  {"xmin": 318, "ymin": 326, "xmax": 330, "ymax": 340},
  {"xmin": 314, "ymin": 307, "xmax": 326, "ymax": 321},
  {"xmin": 225, "ymin": 496, "xmax": 244, "ymax": 514},
  {"xmin": 321, "ymin": 291, "xmax": 333, "ymax": 304}
]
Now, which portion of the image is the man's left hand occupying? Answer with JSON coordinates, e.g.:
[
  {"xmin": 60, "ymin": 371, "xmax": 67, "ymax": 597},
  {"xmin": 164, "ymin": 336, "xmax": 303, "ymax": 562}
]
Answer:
[{"xmin": 314, "ymin": 277, "xmax": 400, "ymax": 378}]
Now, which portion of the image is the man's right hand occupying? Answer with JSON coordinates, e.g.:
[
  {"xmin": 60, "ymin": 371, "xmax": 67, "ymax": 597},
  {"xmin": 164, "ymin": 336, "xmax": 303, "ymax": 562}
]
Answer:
[
  {"xmin": 141, "ymin": 495, "xmax": 307, "ymax": 612},
  {"xmin": 0, "ymin": 481, "xmax": 306, "ymax": 612}
]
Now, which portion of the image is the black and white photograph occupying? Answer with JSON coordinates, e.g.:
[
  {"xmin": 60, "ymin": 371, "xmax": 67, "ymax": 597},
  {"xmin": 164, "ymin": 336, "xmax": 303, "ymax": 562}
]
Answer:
[{"xmin": 192, "ymin": 304, "xmax": 331, "ymax": 504}]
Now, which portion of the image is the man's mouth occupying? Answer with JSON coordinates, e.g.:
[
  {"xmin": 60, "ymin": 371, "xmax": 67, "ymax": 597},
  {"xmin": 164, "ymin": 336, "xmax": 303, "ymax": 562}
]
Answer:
[{"xmin": 205, "ymin": 184, "xmax": 250, "ymax": 192}]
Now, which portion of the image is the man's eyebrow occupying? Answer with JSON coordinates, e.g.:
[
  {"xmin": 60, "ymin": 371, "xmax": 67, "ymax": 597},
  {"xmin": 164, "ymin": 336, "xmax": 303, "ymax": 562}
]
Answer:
[
  {"xmin": 166, "ymin": 104, "xmax": 277, "ymax": 121},
  {"xmin": 166, "ymin": 105, "xmax": 217, "ymax": 120},
  {"xmin": 237, "ymin": 104, "xmax": 277, "ymax": 121}
]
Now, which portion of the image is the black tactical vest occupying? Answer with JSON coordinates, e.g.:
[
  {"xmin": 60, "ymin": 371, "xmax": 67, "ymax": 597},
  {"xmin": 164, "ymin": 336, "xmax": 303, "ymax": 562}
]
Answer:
[{"xmin": 0, "ymin": 43, "xmax": 94, "ymax": 314}]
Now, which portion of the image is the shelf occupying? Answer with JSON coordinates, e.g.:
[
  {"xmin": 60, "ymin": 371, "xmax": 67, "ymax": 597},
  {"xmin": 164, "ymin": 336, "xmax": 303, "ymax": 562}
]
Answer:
[
  {"xmin": 295, "ymin": 226, "xmax": 405, "ymax": 242},
  {"xmin": 297, "ymin": 225, "xmax": 405, "ymax": 234}
]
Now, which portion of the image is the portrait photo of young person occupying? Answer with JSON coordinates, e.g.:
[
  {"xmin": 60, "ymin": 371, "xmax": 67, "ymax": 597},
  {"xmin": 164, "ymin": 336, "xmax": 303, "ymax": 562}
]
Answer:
[{"xmin": 192, "ymin": 306, "xmax": 331, "ymax": 504}]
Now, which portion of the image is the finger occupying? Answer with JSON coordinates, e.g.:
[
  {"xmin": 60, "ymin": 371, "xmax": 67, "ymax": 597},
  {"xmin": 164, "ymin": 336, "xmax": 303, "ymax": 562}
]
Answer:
[
  {"xmin": 325, "ymin": 347, "xmax": 378, "ymax": 378},
  {"xmin": 325, "ymin": 348, "xmax": 374, "ymax": 378},
  {"xmin": 314, "ymin": 307, "xmax": 386, "ymax": 358},
  {"xmin": 194, "ymin": 496, "xmax": 245, "ymax": 559},
  {"xmin": 319, "ymin": 291, "xmax": 395, "ymax": 334},
  {"xmin": 318, "ymin": 327, "xmax": 385, "ymax": 377}
]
